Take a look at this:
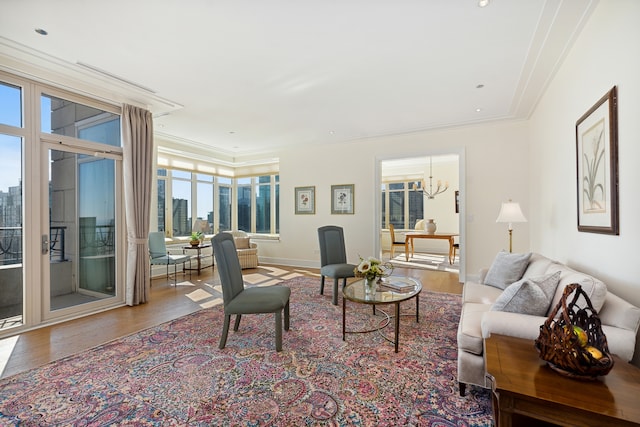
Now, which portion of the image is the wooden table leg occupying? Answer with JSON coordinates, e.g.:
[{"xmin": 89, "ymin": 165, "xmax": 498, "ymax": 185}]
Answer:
[
  {"xmin": 404, "ymin": 237, "xmax": 410, "ymax": 261},
  {"xmin": 448, "ymin": 237, "xmax": 454, "ymax": 264}
]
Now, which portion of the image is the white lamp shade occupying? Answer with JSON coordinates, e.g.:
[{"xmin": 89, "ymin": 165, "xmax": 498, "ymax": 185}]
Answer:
[{"xmin": 496, "ymin": 201, "xmax": 527, "ymax": 225}]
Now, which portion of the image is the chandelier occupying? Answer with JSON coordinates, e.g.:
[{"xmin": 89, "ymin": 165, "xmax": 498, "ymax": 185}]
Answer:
[{"xmin": 416, "ymin": 157, "xmax": 449, "ymax": 199}]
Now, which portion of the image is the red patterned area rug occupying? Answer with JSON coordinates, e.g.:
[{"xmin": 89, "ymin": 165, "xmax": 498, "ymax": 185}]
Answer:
[{"xmin": 0, "ymin": 276, "xmax": 491, "ymax": 426}]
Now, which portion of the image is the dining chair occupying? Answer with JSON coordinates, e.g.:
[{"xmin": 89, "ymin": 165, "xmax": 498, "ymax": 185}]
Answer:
[
  {"xmin": 148, "ymin": 231, "xmax": 192, "ymax": 286},
  {"xmin": 388, "ymin": 224, "xmax": 406, "ymax": 259},
  {"xmin": 317, "ymin": 225, "xmax": 357, "ymax": 305},
  {"xmin": 212, "ymin": 232, "xmax": 291, "ymax": 351}
]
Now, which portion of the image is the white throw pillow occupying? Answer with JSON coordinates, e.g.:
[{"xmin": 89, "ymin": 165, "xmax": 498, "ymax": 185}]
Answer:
[
  {"xmin": 483, "ymin": 251, "xmax": 532, "ymax": 290},
  {"xmin": 491, "ymin": 271, "xmax": 561, "ymax": 316}
]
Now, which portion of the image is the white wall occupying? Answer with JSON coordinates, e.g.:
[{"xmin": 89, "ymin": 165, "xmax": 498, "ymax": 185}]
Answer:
[
  {"xmin": 259, "ymin": 120, "xmax": 530, "ymax": 280},
  {"xmin": 529, "ymin": 0, "xmax": 640, "ymax": 363}
]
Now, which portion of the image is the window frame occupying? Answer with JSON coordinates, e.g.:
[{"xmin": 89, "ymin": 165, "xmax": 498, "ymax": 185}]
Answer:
[{"xmin": 381, "ymin": 179, "xmax": 424, "ymax": 229}]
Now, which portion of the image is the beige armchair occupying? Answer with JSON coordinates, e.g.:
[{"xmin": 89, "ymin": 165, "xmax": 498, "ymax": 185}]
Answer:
[{"xmin": 229, "ymin": 230, "xmax": 258, "ymax": 269}]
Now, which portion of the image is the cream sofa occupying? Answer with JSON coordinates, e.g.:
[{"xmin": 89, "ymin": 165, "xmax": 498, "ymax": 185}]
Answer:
[{"xmin": 457, "ymin": 252, "xmax": 640, "ymax": 396}]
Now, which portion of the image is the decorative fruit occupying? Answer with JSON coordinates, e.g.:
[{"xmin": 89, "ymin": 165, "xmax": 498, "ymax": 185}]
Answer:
[
  {"xmin": 585, "ymin": 345, "xmax": 603, "ymax": 360},
  {"xmin": 564, "ymin": 325, "xmax": 588, "ymax": 347}
]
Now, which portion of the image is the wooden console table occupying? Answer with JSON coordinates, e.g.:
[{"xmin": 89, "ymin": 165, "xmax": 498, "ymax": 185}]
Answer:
[
  {"xmin": 485, "ymin": 334, "xmax": 640, "ymax": 427},
  {"xmin": 403, "ymin": 232, "xmax": 458, "ymax": 264}
]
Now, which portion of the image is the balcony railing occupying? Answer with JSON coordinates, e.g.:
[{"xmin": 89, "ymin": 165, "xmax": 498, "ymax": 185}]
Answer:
[{"xmin": 0, "ymin": 226, "xmax": 70, "ymax": 264}]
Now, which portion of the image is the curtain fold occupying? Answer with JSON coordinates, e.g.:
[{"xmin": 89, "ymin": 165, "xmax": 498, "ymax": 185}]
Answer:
[{"xmin": 122, "ymin": 104, "xmax": 154, "ymax": 305}]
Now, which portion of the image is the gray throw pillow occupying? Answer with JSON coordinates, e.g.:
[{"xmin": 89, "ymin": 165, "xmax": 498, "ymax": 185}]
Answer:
[
  {"xmin": 491, "ymin": 271, "xmax": 561, "ymax": 316},
  {"xmin": 483, "ymin": 251, "xmax": 532, "ymax": 289}
]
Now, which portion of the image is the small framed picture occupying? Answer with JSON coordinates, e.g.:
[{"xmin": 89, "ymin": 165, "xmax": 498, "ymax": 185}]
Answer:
[
  {"xmin": 331, "ymin": 184, "xmax": 354, "ymax": 214},
  {"xmin": 576, "ymin": 86, "xmax": 619, "ymax": 235},
  {"xmin": 295, "ymin": 186, "xmax": 315, "ymax": 214}
]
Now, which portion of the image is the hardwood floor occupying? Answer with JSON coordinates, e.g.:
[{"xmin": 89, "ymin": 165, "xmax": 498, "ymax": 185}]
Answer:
[{"xmin": 0, "ymin": 263, "xmax": 462, "ymax": 379}]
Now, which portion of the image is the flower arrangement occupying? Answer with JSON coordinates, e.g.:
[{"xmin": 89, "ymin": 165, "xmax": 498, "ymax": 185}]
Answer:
[{"xmin": 354, "ymin": 256, "xmax": 393, "ymax": 282}]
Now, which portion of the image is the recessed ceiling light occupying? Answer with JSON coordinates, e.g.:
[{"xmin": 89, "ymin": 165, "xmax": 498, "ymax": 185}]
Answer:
[
  {"xmin": 476, "ymin": 108, "xmax": 482, "ymax": 112},
  {"xmin": 35, "ymin": 28, "xmax": 48, "ymax": 36},
  {"xmin": 478, "ymin": 0, "xmax": 490, "ymax": 7}
]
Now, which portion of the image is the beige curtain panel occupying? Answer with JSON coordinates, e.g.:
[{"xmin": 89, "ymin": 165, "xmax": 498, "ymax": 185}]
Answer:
[{"xmin": 122, "ymin": 104, "xmax": 154, "ymax": 305}]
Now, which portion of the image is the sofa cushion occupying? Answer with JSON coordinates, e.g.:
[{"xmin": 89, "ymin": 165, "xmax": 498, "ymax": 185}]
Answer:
[
  {"xmin": 522, "ymin": 252, "xmax": 555, "ymax": 278},
  {"xmin": 483, "ymin": 251, "xmax": 532, "ymax": 290},
  {"xmin": 546, "ymin": 264, "xmax": 607, "ymax": 315},
  {"xmin": 234, "ymin": 237, "xmax": 251, "ymax": 249},
  {"xmin": 462, "ymin": 281, "xmax": 503, "ymax": 305},
  {"xmin": 491, "ymin": 271, "xmax": 561, "ymax": 316}
]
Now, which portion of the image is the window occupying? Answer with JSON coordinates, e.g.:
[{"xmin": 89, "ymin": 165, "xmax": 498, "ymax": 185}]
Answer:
[
  {"xmin": 381, "ymin": 181, "xmax": 424, "ymax": 229},
  {"xmin": 155, "ymin": 170, "xmax": 278, "ymax": 237},
  {"xmin": 196, "ymin": 174, "xmax": 214, "ymax": 234},
  {"xmin": 0, "ymin": 82, "xmax": 22, "ymax": 127},
  {"xmin": 275, "ymin": 175, "xmax": 280, "ymax": 234},
  {"xmin": 255, "ymin": 176, "xmax": 271, "ymax": 233},
  {"xmin": 237, "ymin": 177, "xmax": 251, "ymax": 232},
  {"xmin": 41, "ymin": 94, "xmax": 121, "ymax": 146},
  {"xmin": 157, "ymin": 169, "xmax": 167, "ymax": 233},
  {"xmin": 218, "ymin": 177, "xmax": 232, "ymax": 232},
  {"xmin": 171, "ymin": 170, "xmax": 191, "ymax": 237}
]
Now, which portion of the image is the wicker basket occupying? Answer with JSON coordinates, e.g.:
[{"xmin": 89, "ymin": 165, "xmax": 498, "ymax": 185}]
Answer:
[{"xmin": 534, "ymin": 283, "xmax": 614, "ymax": 379}]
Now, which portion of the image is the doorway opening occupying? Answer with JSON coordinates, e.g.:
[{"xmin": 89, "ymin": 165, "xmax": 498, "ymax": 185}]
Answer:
[{"xmin": 379, "ymin": 153, "xmax": 463, "ymax": 278}]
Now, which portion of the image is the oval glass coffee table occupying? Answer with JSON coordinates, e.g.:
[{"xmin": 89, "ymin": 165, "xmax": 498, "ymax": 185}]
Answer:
[{"xmin": 342, "ymin": 277, "xmax": 422, "ymax": 353}]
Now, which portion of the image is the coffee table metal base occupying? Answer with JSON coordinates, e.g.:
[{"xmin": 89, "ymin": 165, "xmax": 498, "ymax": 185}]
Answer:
[{"xmin": 341, "ymin": 277, "xmax": 421, "ymax": 353}]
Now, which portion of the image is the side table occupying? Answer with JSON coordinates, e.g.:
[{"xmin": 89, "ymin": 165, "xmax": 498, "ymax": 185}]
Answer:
[
  {"xmin": 485, "ymin": 334, "xmax": 640, "ymax": 427},
  {"xmin": 182, "ymin": 244, "xmax": 214, "ymax": 275}
]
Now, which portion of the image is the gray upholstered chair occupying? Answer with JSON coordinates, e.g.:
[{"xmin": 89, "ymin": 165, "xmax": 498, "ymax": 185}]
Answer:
[
  {"xmin": 212, "ymin": 232, "xmax": 291, "ymax": 351},
  {"xmin": 148, "ymin": 231, "xmax": 192, "ymax": 285},
  {"xmin": 317, "ymin": 225, "xmax": 357, "ymax": 305}
]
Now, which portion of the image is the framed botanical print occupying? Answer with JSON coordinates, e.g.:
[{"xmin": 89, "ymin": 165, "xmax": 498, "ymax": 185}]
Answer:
[
  {"xmin": 576, "ymin": 86, "xmax": 619, "ymax": 235},
  {"xmin": 331, "ymin": 184, "xmax": 354, "ymax": 214},
  {"xmin": 295, "ymin": 186, "xmax": 315, "ymax": 214}
]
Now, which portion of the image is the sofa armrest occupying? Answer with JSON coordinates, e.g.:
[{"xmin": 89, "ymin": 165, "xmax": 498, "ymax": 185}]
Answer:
[
  {"xmin": 481, "ymin": 311, "xmax": 546, "ymax": 341},
  {"xmin": 599, "ymin": 292, "xmax": 640, "ymax": 333},
  {"xmin": 478, "ymin": 268, "xmax": 488, "ymax": 284}
]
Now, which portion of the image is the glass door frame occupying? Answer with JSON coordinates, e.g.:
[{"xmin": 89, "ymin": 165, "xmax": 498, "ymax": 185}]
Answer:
[{"xmin": 40, "ymin": 140, "xmax": 125, "ymax": 322}]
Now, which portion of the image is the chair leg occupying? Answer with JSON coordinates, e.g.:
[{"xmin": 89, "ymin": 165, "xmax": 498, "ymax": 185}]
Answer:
[
  {"xmin": 284, "ymin": 301, "xmax": 290, "ymax": 331},
  {"xmin": 174, "ymin": 263, "xmax": 178, "ymax": 286},
  {"xmin": 275, "ymin": 311, "xmax": 283, "ymax": 352},
  {"xmin": 219, "ymin": 314, "xmax": 231, "ymax": 349},
  {"xmin": 459, "ymin": 382, "xmax": 466, "ymax": 397},
  {"xmin": 320, "ymin": 276, "xmax": 325, "ymax": 295},
  {"xmin": 233, "ymin": 314, "xmax": 242, "ymax": 331},
  {"xmin": 391, "ymin": 246, "xmax": 395, "ymax": 258},
  {"xmin": 332, "ymin": 278, "xmax": 339, "ymax": 305}
]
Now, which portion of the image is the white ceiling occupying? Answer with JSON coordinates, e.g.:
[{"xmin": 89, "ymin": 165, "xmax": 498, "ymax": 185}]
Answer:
[{"xmin": 0, "ymin": 0, "xmax": 596, "ymax": 162}]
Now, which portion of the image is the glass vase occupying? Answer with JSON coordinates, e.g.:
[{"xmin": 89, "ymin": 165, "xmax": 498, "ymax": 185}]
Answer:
[{"xmin": 364, "ymin": 277, "xmax": 377, "ymax": 298}]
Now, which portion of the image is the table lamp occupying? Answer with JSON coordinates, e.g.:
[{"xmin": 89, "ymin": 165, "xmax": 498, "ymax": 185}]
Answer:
[{"xmin": 496, "ymin": 200, "xmax": 527, "ymax": 252}]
